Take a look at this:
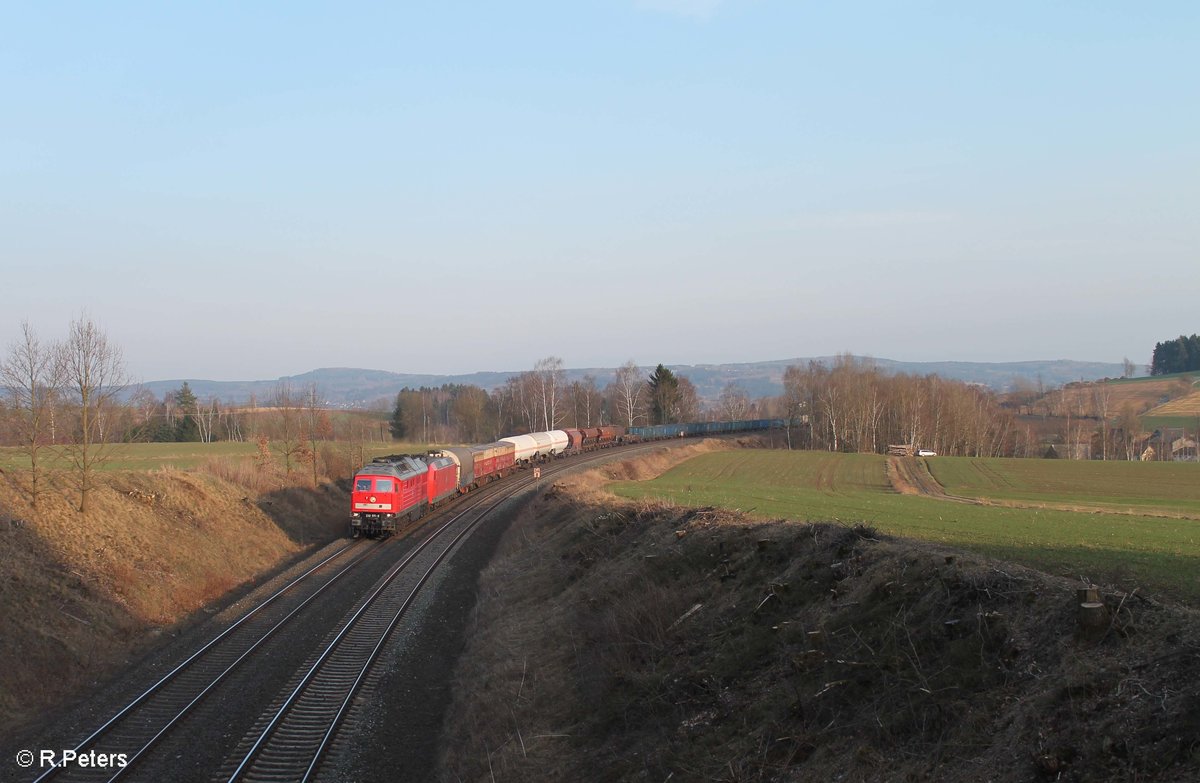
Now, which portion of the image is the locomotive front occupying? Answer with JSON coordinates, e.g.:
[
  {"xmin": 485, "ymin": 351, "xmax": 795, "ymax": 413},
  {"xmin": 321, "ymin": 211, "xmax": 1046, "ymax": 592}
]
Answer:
[{"xmin": 349, "ymin": 457, "xmax": 425, "ymax": 538}]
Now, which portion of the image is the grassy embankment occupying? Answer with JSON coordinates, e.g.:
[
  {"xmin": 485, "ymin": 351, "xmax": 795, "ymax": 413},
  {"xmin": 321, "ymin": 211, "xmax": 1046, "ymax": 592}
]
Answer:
[
  {"xmin": 0, "ymin": 440, "xmax": 422, "ymax": 473},
  {"xmin": 611, "ymin": 451, "xmax": 1200, "ymax": 601},
  {"xmin": 0, "ymin": 439, "xmax": 423, "ymax": 732}
]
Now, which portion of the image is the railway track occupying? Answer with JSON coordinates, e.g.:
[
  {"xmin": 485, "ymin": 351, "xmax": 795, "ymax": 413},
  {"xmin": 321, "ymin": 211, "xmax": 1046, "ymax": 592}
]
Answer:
[
  {"xmin": 216, "ymin": 451, "xmax": 628, "ymax": 783},
  {"xmin": 21, "ymin": 442, "xmax": 660, "ymax": 783},
  {"xmin": 28, "ymin": 539, "xmax": 378, "ymax": 783}
]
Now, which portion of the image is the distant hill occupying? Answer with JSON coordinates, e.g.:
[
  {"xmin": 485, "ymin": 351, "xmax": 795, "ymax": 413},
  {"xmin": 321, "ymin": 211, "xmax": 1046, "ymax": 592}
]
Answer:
[{"xmin": 136, "ymin": 357, "xmax": 1128, "ymax": 407}]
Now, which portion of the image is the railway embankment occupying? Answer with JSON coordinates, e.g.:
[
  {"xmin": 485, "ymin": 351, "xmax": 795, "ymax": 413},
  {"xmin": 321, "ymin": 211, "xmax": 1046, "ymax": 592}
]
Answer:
[
  {"xmin": 440, "ymin": 448, "xmax": 1200, "ymax": 782},
  {"xmin": 0, "ymin": 468, "xmax": 347, "ymax": 734}
]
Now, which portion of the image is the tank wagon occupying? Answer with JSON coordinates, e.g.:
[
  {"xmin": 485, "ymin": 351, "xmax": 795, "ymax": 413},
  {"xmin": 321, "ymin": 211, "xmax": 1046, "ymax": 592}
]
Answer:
[{"xmin": 500, "ymin": 430, "xmax": 570, "ymax": 464}]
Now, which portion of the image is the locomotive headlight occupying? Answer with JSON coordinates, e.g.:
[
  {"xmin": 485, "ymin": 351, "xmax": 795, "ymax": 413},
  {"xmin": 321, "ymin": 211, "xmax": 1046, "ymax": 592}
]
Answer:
[{"xmin": 369, "ymin": 495, "xmax": 377, "ymax": 503}]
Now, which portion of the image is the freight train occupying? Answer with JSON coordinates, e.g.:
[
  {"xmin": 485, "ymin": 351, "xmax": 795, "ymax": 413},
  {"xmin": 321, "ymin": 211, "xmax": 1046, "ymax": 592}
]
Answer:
[
  {"xmin": 349, "ymin": 420, "xmax": 780, "ymax": 538},
  {"xmin": 349, "ymin": 426, "xmax": 622, "ymax": 537}
]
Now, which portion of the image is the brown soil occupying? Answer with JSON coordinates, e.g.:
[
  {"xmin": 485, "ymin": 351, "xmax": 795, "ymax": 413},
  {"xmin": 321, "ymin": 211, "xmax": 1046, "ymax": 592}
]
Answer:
[
  {"xmin": 0, "ymin": 467, "xmax": 347, "ymax": 733},
  {"xmin": 887, "ymin": 456, "xmax": 950, "ymax": 498},
  {"xmin": 440, "ymin": 447, "xmax": 1200, "ymax": 782}
]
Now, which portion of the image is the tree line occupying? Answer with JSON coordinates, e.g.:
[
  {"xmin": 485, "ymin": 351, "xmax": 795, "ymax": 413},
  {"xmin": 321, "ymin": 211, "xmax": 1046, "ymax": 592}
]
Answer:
[
  {"xmin": 8, "ymin": 314, "xmax": 1177, "ymax": 520},
  {"xmin": 1150, "ymin": 334, "xmax": 1200, "ymax": 375},
  {"xmin": 0, "ymin": 318, "xmax": 404, "ymax": 512},
  {"xmin": 776, "ymin": 356, "xmax": 1014, "ymax": 457},
  {"xmin": 386, "ymin": 358, "xmax": 761, "ymax": 443}
]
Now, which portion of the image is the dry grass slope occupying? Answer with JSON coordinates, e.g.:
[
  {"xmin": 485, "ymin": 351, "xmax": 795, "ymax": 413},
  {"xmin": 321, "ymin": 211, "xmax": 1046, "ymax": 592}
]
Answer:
[
  {"xmin": 0, "ymin": 466, "xmax": 348, "ymax": 732},
  {"xmin": 1143, "ymin": 389, "xmax": 1200, "ymax": 418}
]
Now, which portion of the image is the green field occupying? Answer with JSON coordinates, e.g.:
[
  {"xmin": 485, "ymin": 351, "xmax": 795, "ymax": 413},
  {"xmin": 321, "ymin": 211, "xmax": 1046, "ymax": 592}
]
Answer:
[
  {"xmin": 927, "ymin": 456, "xmax": 1200, "ymax": 517},
  {"xmin": 1141, "ymin": 414, "xmax": 1200, "ymax": 430},
  {"xmin": 0, "ymin": 441, "xmax": 432, "ymax": 473},
  {"xmin": 610, "ymin": 451, "xmax": 1200, "ymax": 601}
]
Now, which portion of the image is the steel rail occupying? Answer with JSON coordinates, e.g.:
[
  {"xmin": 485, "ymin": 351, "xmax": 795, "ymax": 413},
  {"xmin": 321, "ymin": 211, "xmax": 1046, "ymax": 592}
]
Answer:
[
  {"xmin": 30, "ymin": 540, "xmax": 369, "ymax": 783},
  {"xmin": 226, "ymin": 450, "xmax": 625, "ymax": 783},
  {"xmin": 224, "ymin": 479, "xmax": 532, "ymax": 783}
]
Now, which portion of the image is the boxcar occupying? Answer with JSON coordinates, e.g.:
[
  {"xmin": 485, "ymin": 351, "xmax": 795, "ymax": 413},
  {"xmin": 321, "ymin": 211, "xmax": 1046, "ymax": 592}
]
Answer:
[{"xmin": 437, "ymin": 441, "xmax": 516, "ymax": 490}]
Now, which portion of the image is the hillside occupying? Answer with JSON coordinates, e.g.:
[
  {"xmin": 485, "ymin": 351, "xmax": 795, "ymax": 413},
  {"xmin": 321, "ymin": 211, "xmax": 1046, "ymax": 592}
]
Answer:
[
  {"xmin": 137, "ymin": 357, "xmax": 1128, "ymax": 407},
  {"xmin": 1143, "ymin": 388, "xmax": 1200, "ymax": 425},
  {"xmin": 1048, "ymin": 374, "xmax": 1198, "ymax": 419},
  {"xmin": 0, "ymin": 468, "xmax": 347, "ymax": 732},
  {"xmin": 440, "ymin": 448, "xmax": 1200, "ymax": 782}
]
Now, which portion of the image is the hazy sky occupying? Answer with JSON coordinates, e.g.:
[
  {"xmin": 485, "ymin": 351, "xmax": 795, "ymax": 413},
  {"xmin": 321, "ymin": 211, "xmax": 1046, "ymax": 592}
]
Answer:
[{"xmin": 3, "ymin": 1, "xmax": 1196, "ymax": 382}]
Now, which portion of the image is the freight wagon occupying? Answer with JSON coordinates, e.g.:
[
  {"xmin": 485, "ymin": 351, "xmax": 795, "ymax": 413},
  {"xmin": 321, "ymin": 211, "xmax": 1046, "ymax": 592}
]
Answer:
[{"xmin": 625, "ymin": 418, "xmax": 784, "ymax": 441}]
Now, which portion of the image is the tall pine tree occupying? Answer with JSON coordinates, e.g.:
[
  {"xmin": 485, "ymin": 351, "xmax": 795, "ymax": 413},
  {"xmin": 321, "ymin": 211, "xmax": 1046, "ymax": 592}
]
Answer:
[
  {"xmin": 1151, "ymin": 334, "xmax": 1200, "ymax": 375},
  {"xmin": 648, "ymin": 364, "xmax": 679, "ymax": 425},
  {"xmin": 173, "ymin": 382, "xmax": 200, "ymax": 441}
]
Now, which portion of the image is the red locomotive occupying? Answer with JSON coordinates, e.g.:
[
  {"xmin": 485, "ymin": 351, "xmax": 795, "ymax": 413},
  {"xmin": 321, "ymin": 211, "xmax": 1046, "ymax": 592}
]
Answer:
[{"xmin": 350, "ymin": 454, "xmax": 458, "ymax": 538}]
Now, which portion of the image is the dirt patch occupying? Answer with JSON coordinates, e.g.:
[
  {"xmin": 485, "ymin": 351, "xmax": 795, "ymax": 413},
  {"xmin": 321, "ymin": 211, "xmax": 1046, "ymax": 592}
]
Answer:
[
  {"xmin": 440, "ymin": 451, "xmax": 1200, "ymax": 782},
  {"xmin": 591, "ymin": 439, "xmax": 733, "ymax": 483},
  {"xmin": 0, "ymin": 467, "xmax": 347, "ymax": 733},
  {"xmin": 888, "ymin": 455, "xmax": 952, "ymax": 498}
]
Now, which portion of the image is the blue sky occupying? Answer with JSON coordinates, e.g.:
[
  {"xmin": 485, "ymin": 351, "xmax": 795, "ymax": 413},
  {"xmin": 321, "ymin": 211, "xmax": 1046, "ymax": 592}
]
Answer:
[{"xmin": 2, "ymin": 1, "xmax": 1196, "ymax": 382}]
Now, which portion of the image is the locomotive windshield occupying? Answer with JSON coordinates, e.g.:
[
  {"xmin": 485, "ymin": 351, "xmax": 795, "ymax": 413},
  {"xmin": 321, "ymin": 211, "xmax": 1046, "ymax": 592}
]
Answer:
[
  {"xmin": 374, "ymin": 479, "xmax": 394, "ymax": 492},
  {"xmin": 355, "ymin": 478, "xmax": 372, "ymax": 491}
]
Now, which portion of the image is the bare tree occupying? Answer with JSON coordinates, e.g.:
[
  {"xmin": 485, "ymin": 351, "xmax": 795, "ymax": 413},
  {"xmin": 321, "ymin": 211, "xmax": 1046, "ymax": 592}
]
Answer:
[
  {"xmin": 781, "ymin": 364, "xmax": 815, "ymax": 449},
  {"xmin": 718, "ymin": 382, "xmax": 750, "ymax": 421},
  {"xmin": 195, "ymin": 396, "xmax": 220, "ymax": 444},
  {"xmin": 532, "ymin": 356, "xmax": 566, "ymax": 431},
  {"xmin": 343, "ymin": 413, "xmax": 369, "ymax": 470},
  {"xmin": 58, "ymin": 315, "xmax": 127, "ymax": 513},
  {"xmin": 490, "ymin": 384, "xmax": 512, "ymax": 438},
  {"xmin": 610, "ymin": 360, "xmax": 646, "ymax": 428},
  {"xmin": 567, "ymin": 375, "xmax": 604, "ymax": 428},
  {"xmin": 1092, "ymin": 383, "xmax": 1113, "ymax": 460},
  {"xmin": 271, "ymin": 382, "xmax": 305, "ymax": 476},
  {"xmin": 303, "ymin": 383, "xmax": 323, "ymax": 485},
  {"xmin": 127, "ymin": 387, "xmax": 159, "ymax": 438},
  {"xmin": 502, "ymin": 374, "xmax": 539, "ymax": 434},
  {"xmin": 452, "ymin": 385, "xmax": 491, "ymax": 442},
  {"xmin": 675, "ymin": 375, "xmax": 700, "ymax": 423},
  {"xmin": 1, "ymin": 321, "xmax": 64, "ymax": 507}
]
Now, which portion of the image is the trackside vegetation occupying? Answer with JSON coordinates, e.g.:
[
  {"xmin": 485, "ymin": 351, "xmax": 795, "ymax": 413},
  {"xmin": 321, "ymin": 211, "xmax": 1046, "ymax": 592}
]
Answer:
[
  {"xmin": 441, "ymin": 445, "xmax": 1200, "ymax": 782},
  {"xmin": 610, "ymin": 451, "xmax": 1200, "ymax": 601}
]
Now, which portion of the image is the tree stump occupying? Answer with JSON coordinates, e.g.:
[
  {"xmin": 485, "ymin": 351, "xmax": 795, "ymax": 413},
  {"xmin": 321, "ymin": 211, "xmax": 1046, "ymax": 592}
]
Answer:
[{"xmin": 1078, "ymin": 602, "xmax": 1108, "ymax": 639}]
